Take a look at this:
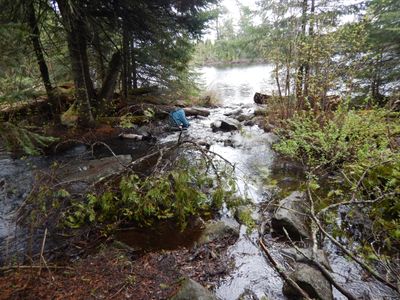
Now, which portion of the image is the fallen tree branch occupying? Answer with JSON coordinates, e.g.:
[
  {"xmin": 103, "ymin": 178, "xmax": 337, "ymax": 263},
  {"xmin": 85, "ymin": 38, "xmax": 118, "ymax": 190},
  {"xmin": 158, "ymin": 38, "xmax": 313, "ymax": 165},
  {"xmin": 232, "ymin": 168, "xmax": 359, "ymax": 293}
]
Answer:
[
  {"xmin": 282, "ymin": 227, "xmax": 357, "ymax": 300},
  {"xmin": 309, "ymin": 198, "xmax": 400, "ymax": 294},
  {"xmin": 259, "ymin": 238, "xmax": 312, "ymax": 300}
]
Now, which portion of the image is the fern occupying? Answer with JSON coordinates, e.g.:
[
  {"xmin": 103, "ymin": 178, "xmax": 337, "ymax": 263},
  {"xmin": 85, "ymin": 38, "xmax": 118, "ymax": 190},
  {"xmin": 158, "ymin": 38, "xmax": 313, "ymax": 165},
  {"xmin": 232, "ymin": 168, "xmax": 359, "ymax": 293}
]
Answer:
[{"xmin": 0, "ymin": 121, "xmax": 58, "ymax": 155}]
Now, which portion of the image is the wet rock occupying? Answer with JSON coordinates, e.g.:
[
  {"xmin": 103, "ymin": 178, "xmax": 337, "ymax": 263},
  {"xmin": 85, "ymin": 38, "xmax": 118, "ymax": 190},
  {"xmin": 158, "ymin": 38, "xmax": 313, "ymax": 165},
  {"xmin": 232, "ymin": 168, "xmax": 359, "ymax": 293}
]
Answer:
[
  {"xmin": 271, "ymin": 191, "xmax": 310, "ymax": 240},
  {"xmin": 252, "ymin": 116, "xmax": 266, "ymax": 130},
  {"xmin": 244, "ymin": 120, "xmax": 255, "ymax": 127},
  {"xmin": 55, "ymin": 155, "xmax": 132, "ymax": 184},
  {"xmin": 171, "ymin": 278, "xmax": 217, "ymax": 300},
  {"xmin": 254, "ymin": 92, "xmax": 271, "ymax": 104},
  {"xmin": 184, "ymin": 107, "xmax": 210, "ymax": 117},
  {"xmin": 283, "ymin": 263, "xmax": 333, "ymax": 300},
  {"xmin": 224, "ymin": 108, "xmax": 243, "ymax": 117},
  {"xmin": 211, "ymin": 118, "xmax": 240, "ymax": 132},
  {"xmin": 197, "ymin": 220, "xmax": 239, "ymax": 245},
  {"xmin": 281, "ymin": 248, "xmax": 332, "ymax": 271},
  {"xmin": 238, "ymin": 289, "xmax": 260, "ymax": 300},
  {"xmin": 264, "ymin": 123, "xmax": 275, "ymax": 132}
]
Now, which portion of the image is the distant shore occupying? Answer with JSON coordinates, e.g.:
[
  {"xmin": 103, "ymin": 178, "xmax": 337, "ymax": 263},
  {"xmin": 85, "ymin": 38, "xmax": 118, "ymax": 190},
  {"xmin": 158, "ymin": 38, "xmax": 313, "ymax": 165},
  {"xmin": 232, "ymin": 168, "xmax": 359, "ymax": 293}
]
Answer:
[{"xmin": 194, "ymin": 58, "xmax": 269, "ymax": 67}]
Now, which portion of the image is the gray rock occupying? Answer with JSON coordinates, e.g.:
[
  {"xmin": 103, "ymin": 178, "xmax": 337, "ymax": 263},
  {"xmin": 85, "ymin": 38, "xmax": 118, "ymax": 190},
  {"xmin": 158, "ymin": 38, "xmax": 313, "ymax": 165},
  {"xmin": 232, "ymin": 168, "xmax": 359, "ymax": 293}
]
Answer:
[
  {"xmin": 211, "ymin": 118, "xmax": 240, "ymax": 132},
  {"xmin": 55, "ymin": 155, "xmax": 132, "ymax": 184},
  {"xmin": 281, "ymin": 248, "xmax": 332, "ymax": 271},
  {"xmin": 271, "ymin": 191, "xmax": 310, "ymax": 240},
  {"xmin": 244, "ymin": 120, "xmax": 255, "ymax": 127},
  {"xmin": 197, "ymin": 220, "xmax": 239, "ymax": 245},
  {"xmin": 224, "ymin": 108, "xmax": 243, "ymax": 117},
  {"xmin": 171, "ymin": 278, "xmax": 217, "ymax": 300},
  {"xmin": 283, "ymin": 263, "xmax": 333, "ymax": 300}
]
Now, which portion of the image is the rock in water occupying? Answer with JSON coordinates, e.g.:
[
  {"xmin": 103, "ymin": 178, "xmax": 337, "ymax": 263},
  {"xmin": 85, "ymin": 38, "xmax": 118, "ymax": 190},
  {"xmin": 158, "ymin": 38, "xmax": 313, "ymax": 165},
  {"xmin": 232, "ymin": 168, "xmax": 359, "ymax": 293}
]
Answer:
[
  {"xmin": 211, "ymin": 118, "xmax": 240, "ymax": 132},
  {"xmin": 283, "ymin": 263, "xmax": 333, "ymax": 300},
  {"xmin": 171, "ymin": 278, "xmax": 217, "ymax": 300},
  {"xmin": 253, "ymin": 92, "xmax": 271, "ymax": 104},
  {"xmin": 271, "ymin": 191, "xmax": 310, "ymax": 240}
]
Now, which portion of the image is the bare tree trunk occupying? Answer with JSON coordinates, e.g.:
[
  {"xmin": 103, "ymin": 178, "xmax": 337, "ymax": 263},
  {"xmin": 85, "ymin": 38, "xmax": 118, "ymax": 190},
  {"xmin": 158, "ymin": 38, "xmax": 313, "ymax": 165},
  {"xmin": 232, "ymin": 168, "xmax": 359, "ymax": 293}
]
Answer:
[
  {"xmin": 296, "ymin": 0, "xmax": 308, "ymax": 109},
  {"xmin": 131, "ymin": 40, "xmax": 138, "ymax": 89},
  {"xmin": 121, "ymin": 22, "xmax": 130, "ymax": 99},
  {"xmin": 304, "ymin": 0, "xmax": 315, "ymax": 109},
  {"xmin": 57, "ymin": 0, "xmax": 95, "ymax": 127},
  {"xmin": 98, "ymin": 51, "xmax": 122, "ymax": 113},
  {"xmin": 26, "ymin": 0, "xmax": 60, "ymax": 122}
]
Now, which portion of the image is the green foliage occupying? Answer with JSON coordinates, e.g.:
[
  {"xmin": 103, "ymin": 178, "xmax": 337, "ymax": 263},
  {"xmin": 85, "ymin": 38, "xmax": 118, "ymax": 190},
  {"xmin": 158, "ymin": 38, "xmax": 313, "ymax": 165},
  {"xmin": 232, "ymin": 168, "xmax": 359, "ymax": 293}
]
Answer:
[
  {"xmin": 274, "ymin": 107, "xmax": 400, "ymax": 252},
  {"xmin": 63, "ymin": 161, "xmax": 237, "ymax": 229},
  {"xmin": 0, "ymin": 122, "xmax": 58, "ymax": 155},
  {"xmin": 274, "ymin": 108, "xmax": 395, "ymax": 172}
]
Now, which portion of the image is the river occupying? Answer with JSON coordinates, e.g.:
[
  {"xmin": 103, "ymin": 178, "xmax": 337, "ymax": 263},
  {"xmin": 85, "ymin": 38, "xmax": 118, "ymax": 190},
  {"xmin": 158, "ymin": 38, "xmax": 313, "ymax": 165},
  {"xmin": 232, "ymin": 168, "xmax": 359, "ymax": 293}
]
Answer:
[{"xmin": 0, "ymin": 63, "xmax": 397, "ymax": 299}]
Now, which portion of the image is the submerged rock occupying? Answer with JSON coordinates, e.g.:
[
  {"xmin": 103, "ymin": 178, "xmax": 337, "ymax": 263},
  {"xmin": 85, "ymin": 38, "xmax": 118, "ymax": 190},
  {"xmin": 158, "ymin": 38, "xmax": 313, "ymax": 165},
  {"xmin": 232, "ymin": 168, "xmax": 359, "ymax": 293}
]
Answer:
[
  {"xmin": 197, "ymin": 220, "xmax": 239, "ymax": 245},
  {"xmin": 281, "ymin": 248, "xmax": 332, "ymax": 271},
  {"xmin": 271, "ymin": 191, "xmax": 310, "ymax": 240},
  {"xmin": 55, "ymin": 155, "xmax": 132, "ymax": 184},
  {"xmin": 171, "ymin": 278, "xmax": 217, "ymax": 300},
  {"xmin": 211, "ymin": 118, "xmax": 240, "ymax": 132},
  {"xmin": 283, "ymin": 263, "xmax": 333, "ymax": 300}
]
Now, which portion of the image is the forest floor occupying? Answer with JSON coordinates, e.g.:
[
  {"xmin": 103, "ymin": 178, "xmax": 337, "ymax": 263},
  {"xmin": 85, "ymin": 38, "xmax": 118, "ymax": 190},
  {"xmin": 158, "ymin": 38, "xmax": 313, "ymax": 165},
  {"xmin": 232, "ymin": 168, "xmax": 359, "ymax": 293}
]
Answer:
[{"xmin": 0, "ymin": 232, "xmax": 236, "ymax": 300}]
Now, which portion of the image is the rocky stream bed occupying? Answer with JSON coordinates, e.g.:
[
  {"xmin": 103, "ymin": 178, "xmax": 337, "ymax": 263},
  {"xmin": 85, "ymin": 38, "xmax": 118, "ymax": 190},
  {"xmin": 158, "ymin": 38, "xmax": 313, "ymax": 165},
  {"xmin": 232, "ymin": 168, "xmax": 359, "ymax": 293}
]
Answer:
[{"xmin": 0, "ymin": 64, "xmax": 398, "ymax": 299}]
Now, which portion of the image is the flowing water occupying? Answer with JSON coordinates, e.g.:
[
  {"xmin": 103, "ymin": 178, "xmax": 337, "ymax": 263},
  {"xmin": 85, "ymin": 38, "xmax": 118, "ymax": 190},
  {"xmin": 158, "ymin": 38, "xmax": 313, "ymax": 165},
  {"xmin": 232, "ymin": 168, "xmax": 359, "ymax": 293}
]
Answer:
[{"xmin": 0, "ymin": 64, "xmax": 398, "ymax": 299}]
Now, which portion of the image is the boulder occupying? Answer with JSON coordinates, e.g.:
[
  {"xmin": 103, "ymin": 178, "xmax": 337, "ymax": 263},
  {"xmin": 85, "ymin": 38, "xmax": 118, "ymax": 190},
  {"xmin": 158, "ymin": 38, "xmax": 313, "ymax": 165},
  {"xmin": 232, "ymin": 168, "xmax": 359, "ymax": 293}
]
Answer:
[
  {"xmin": 254, "ymin": 92, "xmax": 271, "ymax": 104},
  {"xmin": 171, "ymin": 278, "xmax": 217, "ymax": 300},
  {"xmin": 211, "ymin": 118, "xmax": 240, "ymax": 132},
  {"xmin": 197, "ymin": 220, "xmax": 239, "ymax": 245},
  {"xmin": 271, "ymin": 191, "xmax": 310, "ymax": 240},
  {"xmin": 283, "ymin": 263, "xmax": 333, "ymax": 300}
]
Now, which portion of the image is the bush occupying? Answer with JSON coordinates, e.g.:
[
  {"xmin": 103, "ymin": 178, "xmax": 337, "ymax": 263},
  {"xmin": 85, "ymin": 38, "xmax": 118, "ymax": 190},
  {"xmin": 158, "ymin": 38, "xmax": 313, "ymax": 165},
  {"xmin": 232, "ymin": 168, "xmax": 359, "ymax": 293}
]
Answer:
[{"xmin": 63, "ymin": 160, "xmax": 238, "ymax": 230}]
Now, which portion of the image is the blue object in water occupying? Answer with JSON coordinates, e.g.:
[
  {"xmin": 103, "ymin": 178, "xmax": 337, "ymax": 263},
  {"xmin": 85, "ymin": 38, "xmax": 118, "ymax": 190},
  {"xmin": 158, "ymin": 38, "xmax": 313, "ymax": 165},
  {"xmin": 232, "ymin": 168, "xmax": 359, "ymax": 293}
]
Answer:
[{"xmin": 169, "ymin": 108, "xmax": 190, "ymax": 128}]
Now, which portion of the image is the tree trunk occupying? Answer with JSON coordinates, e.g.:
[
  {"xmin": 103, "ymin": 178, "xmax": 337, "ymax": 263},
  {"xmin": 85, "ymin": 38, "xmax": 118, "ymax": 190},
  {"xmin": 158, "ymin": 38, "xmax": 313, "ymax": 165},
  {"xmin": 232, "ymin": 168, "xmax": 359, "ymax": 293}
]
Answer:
[
  {"xmin": 131, "ymin": 40, "xmax": 138, "ymax": 89},
  {"xmin": 296, "ymin": 0, "xmax": 308, "ymax": 109},
  {"xmin": 97, "ymin": 51, "xmax": 122, "ymax": 113},
  {"xmin": 304, "ymin": 0, "xmax": 315, "ymax": 108},
  {"xmin": 122, "ymin": 22, "xmax": 130, "ymax": 99},
  {"xmin": 26, "ymin": 0, "xmax": 60, "ymax": 122},
  {"xmin": 57, "ymin": 0, "xmax": 95, "ymax": 127}
]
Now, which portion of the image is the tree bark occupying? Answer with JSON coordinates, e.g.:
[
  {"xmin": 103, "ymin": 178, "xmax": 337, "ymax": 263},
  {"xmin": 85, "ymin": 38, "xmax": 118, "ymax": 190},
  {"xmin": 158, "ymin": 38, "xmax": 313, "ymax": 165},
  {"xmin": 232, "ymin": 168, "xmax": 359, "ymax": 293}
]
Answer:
[
  {"xmin": 304, "ymin": 0, "xmax": 315, "ymax": 108},
  {"xmin": 296, "ymin": 0, "xmax": 308, "ymax": 109},
  {"xmin": 57, "ymin": 0, "xmax": 95, "ymax": 127},
  {"xmin": 26, "ymin": 0, "xmax": 60, "ymax": 122},
  {"xmin": 97, "ymin": 51, "xmax": 122, "ymax": 113}
]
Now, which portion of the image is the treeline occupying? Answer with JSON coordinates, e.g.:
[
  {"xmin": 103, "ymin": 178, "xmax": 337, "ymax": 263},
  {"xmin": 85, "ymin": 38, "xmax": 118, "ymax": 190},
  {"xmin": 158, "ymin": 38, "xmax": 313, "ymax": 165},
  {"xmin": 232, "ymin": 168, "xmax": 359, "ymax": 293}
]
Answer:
[
  {"xmin": 195, "ymin": 0, "xmax": 399, "ymax": 108},
  {"xmin": 0, "ymin": 0, "xmax": 217, "ymax": 126},
  {"xmin": 194, "ymin": 5, "xmax": 265, "ymax": 65}
]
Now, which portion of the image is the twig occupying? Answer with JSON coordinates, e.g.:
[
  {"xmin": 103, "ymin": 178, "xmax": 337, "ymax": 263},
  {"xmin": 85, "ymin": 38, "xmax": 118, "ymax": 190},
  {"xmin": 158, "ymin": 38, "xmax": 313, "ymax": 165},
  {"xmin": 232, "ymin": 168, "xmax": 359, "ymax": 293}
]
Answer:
[
  {"xmin": 309, "ymin": 206, "xmax": 400, "ymax": 293},
  {"xmin": 316, "ymin": 192, "xmax": 395, "ymax": 217},
  {"xmin": 259, "ymin": 238, "xmax": 312, "ymax": 300},
  {"xmin": 282, "ymin": 227, "xmax": 357, "ymax": 300}
]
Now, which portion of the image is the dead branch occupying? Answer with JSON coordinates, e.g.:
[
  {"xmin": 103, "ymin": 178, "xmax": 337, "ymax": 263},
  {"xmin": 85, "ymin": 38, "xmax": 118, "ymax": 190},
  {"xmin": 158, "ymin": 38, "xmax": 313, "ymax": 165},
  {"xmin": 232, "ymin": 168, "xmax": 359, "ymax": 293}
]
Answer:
[
  {"xmin": 282, "ymin": 228, "xmax": 357, "ymax": 300},
  {"xmin": 308, "ymin": 192, "xmax": 400, "ymax": 294},
  {"xmin": 259, "ymin": 238, "xmax": 312, "ymax": 300}
]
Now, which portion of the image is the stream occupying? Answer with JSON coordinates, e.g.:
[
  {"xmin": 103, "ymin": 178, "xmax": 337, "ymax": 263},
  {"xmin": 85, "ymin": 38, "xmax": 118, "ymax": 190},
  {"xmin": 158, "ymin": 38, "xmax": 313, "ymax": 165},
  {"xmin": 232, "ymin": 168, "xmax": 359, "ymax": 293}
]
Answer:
[{"xmin": 0, "ymin": 63, "xmax": 397, "ymax": 299}]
